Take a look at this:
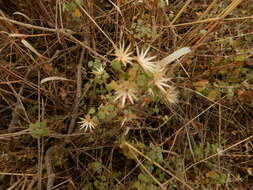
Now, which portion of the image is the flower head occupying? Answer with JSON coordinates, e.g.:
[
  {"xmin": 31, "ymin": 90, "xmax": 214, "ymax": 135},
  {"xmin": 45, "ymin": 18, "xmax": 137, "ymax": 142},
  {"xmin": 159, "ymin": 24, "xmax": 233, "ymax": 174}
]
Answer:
[
  {"xmin": 114, "ymin": 81, "xmax": 138, "ymax": 107},
  {"xmin": 152, "ymin": 73, "xmax": 172, "ymax": 93},
  {"xmin": 77, "ymin": 115, "xmax": 96, "ymax": 132},
  {"xmin": 165, "ymin": 87, "xmax": 178, "ymax": 104},
  {"xmin": 92, "ymin": 65, "xmax": 105, "ymax": 76},
  {"xmin": 136, "ymin": 47, "xmax": 159, "ymax": 73},
  {"xmin": 113, "ymin": 42, "xmax": 134, "ymax": 66}
]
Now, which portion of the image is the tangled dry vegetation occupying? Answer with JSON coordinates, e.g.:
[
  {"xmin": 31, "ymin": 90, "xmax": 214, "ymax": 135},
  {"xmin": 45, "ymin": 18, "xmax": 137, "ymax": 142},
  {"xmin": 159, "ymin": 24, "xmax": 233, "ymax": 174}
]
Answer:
[{"xmin": 1, "ymin": 0, "xmax": 253, "ymax": 189}]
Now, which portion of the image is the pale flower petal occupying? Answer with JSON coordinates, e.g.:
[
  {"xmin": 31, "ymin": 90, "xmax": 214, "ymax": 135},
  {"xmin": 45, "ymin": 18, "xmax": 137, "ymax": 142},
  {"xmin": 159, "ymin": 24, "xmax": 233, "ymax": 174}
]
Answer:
[
  {"xmin": 136, "ymin": 47, "xmax": 160, "ymax": 73},
  {"xmin": 114, "ymin": 81, "xmax": 138, "ymax": 107},
  {"xmin": 165, "ymin": 88, "xmax": 178, "ymax": 104},
  {"xmin": 153, "ymin": 73, "xmax": 172, "ymax": 93},
  {"xmin": 113, "ymin": 42, "xmax": 134, "ymax": 66},
  {"xmin": 77, "ymin": 116, "xmax": 96, "ymax": 132},
  {"xmin": 93, "ymin": 65, "xmax": 105, "ymax": 76}
]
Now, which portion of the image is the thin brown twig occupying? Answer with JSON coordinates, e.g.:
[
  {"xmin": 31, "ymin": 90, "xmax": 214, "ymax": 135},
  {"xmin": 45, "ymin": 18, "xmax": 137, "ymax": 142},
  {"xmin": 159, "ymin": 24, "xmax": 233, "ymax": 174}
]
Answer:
[
  {"xmin": 68, "ymin": 48, "xmax": 85, "ymax": 134},
  {"xmin": 170, "ymin": 0, "xmax": 193, "ymax": 25},
  {"xmin": 0, "ymin": 172, "xmax": 34, "ymax": 176},
  {"xmin": 0, "ymin": 63, "xmax": 46, "ymax": 93},
  {"xmin": 165, "ymin": 15, "xmax": 253, "ymax": 28},
  {"xmin": 7, "ymin": 83, "xmax": 30, "ymax": 132},
  {"xmin": 45, "ymin": 146, "xmax": 56, "ymax": 190},
  {"xmin": 0, "ymin": 16, "xmax": 108, "ymax": 61}
]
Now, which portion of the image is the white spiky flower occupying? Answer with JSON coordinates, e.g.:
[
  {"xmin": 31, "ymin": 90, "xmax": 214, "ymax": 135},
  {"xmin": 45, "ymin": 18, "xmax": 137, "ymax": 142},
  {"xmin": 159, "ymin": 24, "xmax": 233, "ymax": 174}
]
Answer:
[
  {"xmin": 136, "ymin": 47, "xmax": 160, "ymax": 73},
  {"xmin": 113, "ymin": 42, "xmax": 134, "ymax": 66},
  {"xmin": 114, "ymin": 81, "xmax": 138, "ymax": 107},
  {"xmin": 93, "ymin": 65, "xmax": 105, "ymax": 76},
  {"xmin": 165, "ymin": 87, "xmax": 178, "ymax": 104},
  {"xmin": 77, "ymin": 115, "xmax": 96, "ymax": 132},
  {"xmin": 152, "ymin": 73, "xmax": 172, "ymax": 93}
]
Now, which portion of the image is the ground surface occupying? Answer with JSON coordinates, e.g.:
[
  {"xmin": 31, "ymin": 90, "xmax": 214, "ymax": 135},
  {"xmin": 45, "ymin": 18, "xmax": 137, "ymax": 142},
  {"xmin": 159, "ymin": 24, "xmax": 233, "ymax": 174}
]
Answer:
[{"xmin": 0, "ymin": 0, "xmax": 253, "ymax": 189}]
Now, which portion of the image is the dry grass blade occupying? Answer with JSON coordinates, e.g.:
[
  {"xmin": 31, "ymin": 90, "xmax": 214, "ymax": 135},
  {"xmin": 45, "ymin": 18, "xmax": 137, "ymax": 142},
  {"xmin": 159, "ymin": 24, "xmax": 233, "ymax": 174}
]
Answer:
[
  {"xmin": 0, "ymin": 129, "xmax": 29, "ymax": 139},
  {"xmin": 40, "ymin": 76, "xmax": 73, "ymax": 84},
  {"xmin": 0, "ymin": 15, "xmax": 56, "ymax": 32},
  {"xmin": 0, "ymin": 172, "xmax": 34, "ymax": 177},
  {"xmin": 77, "ymin": 3, "xmax": 116, "ymax": 47},
  {"xmin": 0, "ymin": 15, "xmax": 107, "ymax": 60},
  {"xmin": 171, "ymin": 0, "xmax": 193, "ymax": 25},
  {"xmin": 193, "ymin": 0, "xmax": 244, "ymax": 48},
  {"xmin": 21, "ymin": 39, "xmax": 48, "ymax": 59},
  {"xmin": 0, "ymin": 64, "xmax": 46, "ymax": 93}
]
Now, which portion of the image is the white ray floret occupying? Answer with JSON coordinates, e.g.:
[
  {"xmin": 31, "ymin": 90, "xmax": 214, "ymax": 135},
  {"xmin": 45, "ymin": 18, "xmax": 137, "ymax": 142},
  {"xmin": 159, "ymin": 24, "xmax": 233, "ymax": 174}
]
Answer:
[
  {"xmin": 78, "ymin": 116, "xmax": 96, "ymax": 132},
  {"xmin": 93, "ymin": 65, "xmax": 105, "ymax": 76},
  {"xmin": 114, "ymin": 81, "xmax": 138, "ymax": 107},
  {"xmin": 114, "ymin": 88, "xmax": 138, "ymax": 108},
  {"xmin": 165, "ymin": 88, "xmax": 178, "ymax": 104},
  {"xmin": 113, "ymin": 42, "xmax": 134, "ymax": 66},
  {"xmin": 136, "ymin": 47, "xmax": 160, "ymax": 73},
  {"xmin": 153, "ymin": 73, "xmax": 172, "ymax": 93}
]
